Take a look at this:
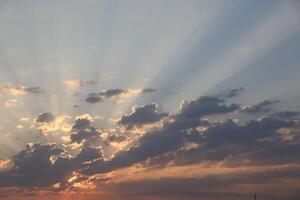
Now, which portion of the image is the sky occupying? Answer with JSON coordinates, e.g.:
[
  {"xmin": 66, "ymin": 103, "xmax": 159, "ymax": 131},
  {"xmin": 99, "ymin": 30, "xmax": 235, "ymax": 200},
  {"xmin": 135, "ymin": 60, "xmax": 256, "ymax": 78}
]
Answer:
[{"xmin": 0, "ymin": 0, "xmax": 300, "ymax": 199}]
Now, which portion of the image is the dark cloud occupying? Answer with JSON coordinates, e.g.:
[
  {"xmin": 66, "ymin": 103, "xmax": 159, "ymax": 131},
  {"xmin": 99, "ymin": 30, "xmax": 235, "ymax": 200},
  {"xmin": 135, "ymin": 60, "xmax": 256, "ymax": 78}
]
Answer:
[
  {"xmin": 142, "ymin": 88, "xmax": 156, "ymax": 93},
  {"xmin": 84, "ymin": 127, "xmax": 197, "ymax": 174},
  {"xmin": 72, "ymin": 118, "xmax": 91, "ymax": 131},
  {"xmin": 273, "ymin": 111, "xmax": 300, "ymax": 119},
  {"xmin": 76, "ymin": 145, "xmax": 103, "ymax": 162},
  {"xmin": 108, "ymin": 134, "xmax": 127, "ymax": 143},
  {"xmin": 99, "ymin": 89, "xmax": 127, "ymax": 97},
  {"xmin": 70, "ymin": 117, "xmax": 101, "ymax": 144},
  {"xmin": 25, "ymin": 87, "xmax": 44, "ymax": 94},
  {"xmin": 180, "ymin": 96, "xmax": 239, "ymax": 118},
  {"xmin": 85, "ymin": 89, "xmax": 128, "ymax": 103},
  {"xmin": 0, "ymin": 83, "xmax": 44, "ymax": 95},
  {"xmin": 70, "ymin": 127, "xmax": 100, "ymax": 144},
  {"xmin": 0, "ymin": 143, "xmax": 64, "ymax": 187},
  {"xmin": 85, "ymin": 88, "xmax": 156, "ymax": 104},
  {"xmin": 86, "ymin": 93, "xmax": 104, "ymax": 104},
  {"xmin": 147, "ymin": 117, "xmax": 299, "ymax": 168},
  {"xmin": 85, "ymin": 114, "xmax": 298, "ymax": 175},
  {"xmin": 83, "ymin": 97, "xmax": 298, "ymax": 174},
  {"xmin": 0, "ymin": 143, "xmax": 103, "ymax": 188},
  {"xmin": 219, "ymin": 87, "xmax": 245, "ymax": 98},
  {"xmin": 118, "ymin": 104, "xmax": 168, "ymax": 128},
  {"xmin": 163, "ymin": 115, "xmax": 210, "ymax": 131},
  {"xmin": 241, "ymin": 100, "xmax": 280, "ymax": 114},
  {"xmin": 2, "ymin": 93, "xmax": 300, "ymax": 198},
  {"xmin": 36, "ymin": 112, "xmax": 55, "ymax": 123}
]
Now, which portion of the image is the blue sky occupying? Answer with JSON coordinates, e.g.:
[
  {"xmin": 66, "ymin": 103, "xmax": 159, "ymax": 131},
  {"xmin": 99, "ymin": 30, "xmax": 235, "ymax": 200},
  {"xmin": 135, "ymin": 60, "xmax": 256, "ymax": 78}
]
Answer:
[{"xmin": 0, "ymin": 1, "xmax": 300, "ymax": 200}]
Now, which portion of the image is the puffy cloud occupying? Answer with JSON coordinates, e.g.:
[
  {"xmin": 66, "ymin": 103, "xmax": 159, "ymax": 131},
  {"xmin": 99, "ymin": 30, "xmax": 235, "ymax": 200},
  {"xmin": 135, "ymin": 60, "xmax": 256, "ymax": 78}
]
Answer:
[
  {"xmin": 86, "ymin": 93, "xmax": 104, "ymax": 104},
  {"xmin": 70, "ymin": 114, "xmax": 101, "ymax": 144},
  {"xmin": 240, "ymin": 100, "xmax": 280, "ymax": 114},
  {"xmin": 0, "ymin": 143, "xmax": 64, "ymax": 187},
  {"xmin": 76, "ymin": 145, "xmax": 103, "ymax": 162},
  {"xmin": 0, "ymin": 159, "xmax": 12, "ymax": 172},
  {"xmin": 2, "ymin": 93, "xmax": 300, "ymax": 198},
  {"xmin": 34, "ymin": 114, "xmax": 72, "ymax": 134},
  {"xmin": 180, "ymin": 96, "xmax": 239, "ymax": 118},
  {"xmin": 72, "ymin": 118, "xmax": 91, "ymax": 131},
  {"xmin": 118, "ymin": 104, "xmax": 168, "ymax": 128},
  {"xmin": 70, "ymin": 127, "xmax": 100, "ymax": 144},
  {"xmin": 83, "ymin": 94, "xmax": 298, "ymax": 175},
  {"xmin": 86, "ymin": 115, "xmax": 297, "ymax": 174},
  {"xmin": 0, "ymin": 143, "xmax": 103, "ymax": 188},
  {"xmin": 36, "ymin": 112, "xmax": 55, "ymax": 123}
]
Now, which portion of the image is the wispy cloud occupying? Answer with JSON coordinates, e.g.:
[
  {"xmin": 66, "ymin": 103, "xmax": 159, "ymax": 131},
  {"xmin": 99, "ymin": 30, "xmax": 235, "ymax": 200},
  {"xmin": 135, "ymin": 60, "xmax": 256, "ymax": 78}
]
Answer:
[
  {"xmin": 0, "ymin": 83, "xmax": 43, "ymax": 96},
  {"xmin": 64, "ymin": 80, "xmax": 97, "ymax": 88}
]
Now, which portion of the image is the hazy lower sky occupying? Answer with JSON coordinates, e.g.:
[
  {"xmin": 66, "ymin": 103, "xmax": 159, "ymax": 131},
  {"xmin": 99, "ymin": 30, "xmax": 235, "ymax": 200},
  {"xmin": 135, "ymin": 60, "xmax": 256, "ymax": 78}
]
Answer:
[{"xmin": 0, "ymin": 1, "xmax": 300, "ymax": 200}]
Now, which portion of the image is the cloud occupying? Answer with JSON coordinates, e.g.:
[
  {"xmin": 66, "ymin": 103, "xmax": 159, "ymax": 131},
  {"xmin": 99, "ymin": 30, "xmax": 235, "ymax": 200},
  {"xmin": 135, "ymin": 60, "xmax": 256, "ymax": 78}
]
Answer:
[
  {"xmin": 70, "ymin": 127, "xmax": 100, "ymax": 144},
  {"xmin": 118, "ymin": 104, "xmax": 168, "ymax": 128},
  {"xmin": 83, "ymin": 95, "xmax": 298, "ymax": 175},
  {"xmin": 218, "ymin": 87, "xmax": 245, "ymax": 98},
  {"xmin": 240, "ymin": 100, "xmax": 280, "ymax": 114},
  {"xmin": 72, "ymin": 118, "xmax": 91, "ymax": 131},
  {"xmin": 3, "ymin": 98, "xmax": 18, "ymax": 107},
  {"xmin": 36, "ymin": 112, "xmax": 55, "ymax": 123},
  {"xmin": 34, "ymin": 114, "xmax": 72, "ymax": 134},
  {"xmin": 0, "ymin": 143, "xmax": 64, "ymax": 187},
  {"xmin": 180, "ymin": 96, "xmax": 239, "ymax": 118},
  {"xmin": 85, "ymin": 88, "xmax": 154, "ymax": 104},
  {"xmin": 86, "ymin": 89, "xmax": 128, "ymax": 104},
  {"xmin": 0, "ymin": 143, "xmax": 103, "ymax": 188},
  {"xmin": 108, "ymin": 134, "xmax": 127, "ymax": 143},
  {"xmin": 1, "ymin": 93, "xmax": 300, "ymax": 198},
  {"xmin": 64, "ymin": 80, "xmax": 97, "ymax": 88},
  {"xmin": 142, "ymin": 88, "xmax": 156, "ymax": 93},
  {"xmin": 86, "ymin": 93, "xmax": 104, "ymax": 103},
  {"xmin": 70, "ymin": 115, "xmax": 101, "ymax": 144},
  {"xmin": 273, "ymin": 111, "xmax": 300, "ymax": 119},
  {"xmin": 0, "ymin": 159, "xmax": 13, "ymax": 172},
  {"xmin": 85, "ymin": 114, "xmax": 298, "ymax": 175},
  {"xmin": 0, "ymin": 83, "xmax": 43, "ymax": 96},
  {"xmin": 100, "ymin": 89, "xmax": 128, "ymax": 97}
]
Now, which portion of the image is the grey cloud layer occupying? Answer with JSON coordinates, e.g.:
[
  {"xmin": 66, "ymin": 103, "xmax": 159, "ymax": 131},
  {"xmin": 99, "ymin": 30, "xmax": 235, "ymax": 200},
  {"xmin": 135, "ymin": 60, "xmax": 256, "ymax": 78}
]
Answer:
[
  {"xmin": 240, "ymin": 100, "xmax": 280, "ymax": 114},
  {"xmin": 0, "ymin": 143, "xmax": 102, "ymax": 188},
  {"xmin": 1, "ymin": 91, "xmax": 300, "ymax": 197}
]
